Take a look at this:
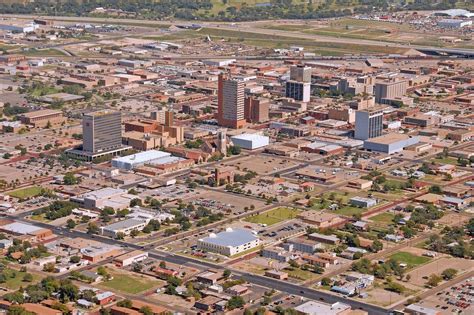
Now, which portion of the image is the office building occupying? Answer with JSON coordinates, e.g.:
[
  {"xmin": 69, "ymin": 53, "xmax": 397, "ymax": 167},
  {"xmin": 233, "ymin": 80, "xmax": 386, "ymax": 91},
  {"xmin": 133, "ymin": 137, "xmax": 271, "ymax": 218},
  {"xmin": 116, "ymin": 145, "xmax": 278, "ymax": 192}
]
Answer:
[
  {"xmin": 197, "ymin": 227, "xmax": 260, "ymax": 256},
  {"xmin": 290, "ymin": 65, "xmax": 312, "ymax": 82},
  {"xmin": 354, "ymin": 108, "xmax": 383, "ymax": 140},
  {"xmin": 83, "ymin": 110, "xmax": 122, "ymax": 153},
  {"xmin": 244, "ymin": 96, "xmax": 269, "ymax": 123},
  {"xmin": 285, "ymin": 81, "xmax": 311, "ymax": 102},
  {"xmin": 374, "ymin": 80, "xmax": 408, "ymax": 103},
  {"xmin": 20, "ymin": 109, "xmax": 65, "ymax": 128},
  {"xmin": 217, "ymin": 73, "xmax": 246, "ymax": 129}
]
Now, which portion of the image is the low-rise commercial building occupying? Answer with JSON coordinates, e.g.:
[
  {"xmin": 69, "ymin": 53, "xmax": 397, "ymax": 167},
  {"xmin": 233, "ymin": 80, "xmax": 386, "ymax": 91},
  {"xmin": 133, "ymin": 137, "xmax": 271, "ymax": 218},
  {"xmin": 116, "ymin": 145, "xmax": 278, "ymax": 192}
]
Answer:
[
  {"xmin": 197, "ymin": 227, "xmax": 260, "ymax": 256},
  {"xmin": 363, "ymin": 134, "xmax": 419, "ymax": 154}
]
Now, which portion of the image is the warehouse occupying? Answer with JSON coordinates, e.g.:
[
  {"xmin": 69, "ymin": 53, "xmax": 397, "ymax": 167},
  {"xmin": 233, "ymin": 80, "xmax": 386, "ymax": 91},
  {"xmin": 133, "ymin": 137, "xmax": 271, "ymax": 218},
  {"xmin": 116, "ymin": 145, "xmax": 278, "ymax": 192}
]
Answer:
[
  {"xmin": 437, "ymin": 19, "xmax": 472, "ymax": 28},
  {"xmin": 363, "ymin": 134, "xmax": 419, "ymax": 154},
  {"xmin": 0, "ymin": 22, "xmax": 39, "ymax": 33},
  {"xmin": 230, "ymin": 133, "xmax": 269, "ymax": 150},
  {"xmin": 197, "ymin": 227, "xmax": 260, "ymax": 256},
  {"xmin": 111, "ymin": 150, "xmax": 172, "ymax": 170}
]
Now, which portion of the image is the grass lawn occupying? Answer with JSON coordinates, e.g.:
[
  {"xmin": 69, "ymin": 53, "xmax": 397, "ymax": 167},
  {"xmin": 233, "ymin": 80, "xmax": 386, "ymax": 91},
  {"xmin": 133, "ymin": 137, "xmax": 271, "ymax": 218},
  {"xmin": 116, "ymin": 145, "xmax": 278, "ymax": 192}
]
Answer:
[
  {"xmin": 245, "ymin": 207, "xmax": 300, "ymax": 225},
  {"xmin": 285, "ymin": 267, "xmax": 318, "ymax": 281},
  {"xmin": 334, "ymin": 206, "xmax": 364, "ymax": 217},
  {"xmin": 433, "ymin": 157, "xmax": 459, "ymax": 165},
  {"xmin": 30, "ymin": 213, "xmax": 50, "ymax": 223},
  {"xmin": 23, "ymin": 48, "xmax": 68, "ymax": 57},
  {"xmin": 0, "ymin": 269, "xmax": 41, "ymax": 290},
  {"xmin": 370, "ymin": 212, "xmax": 395, "ymax": 225},
  {"xmin": 390, "ymin": 251, "xmax": 431, "ymax": 268},
  {"xmin": 8, "ymin": 186, "xmax": 43, "ymax": 199},
  {"xmin": 102, "ymin": 271, "xmax": 159, "ymax": 294}
]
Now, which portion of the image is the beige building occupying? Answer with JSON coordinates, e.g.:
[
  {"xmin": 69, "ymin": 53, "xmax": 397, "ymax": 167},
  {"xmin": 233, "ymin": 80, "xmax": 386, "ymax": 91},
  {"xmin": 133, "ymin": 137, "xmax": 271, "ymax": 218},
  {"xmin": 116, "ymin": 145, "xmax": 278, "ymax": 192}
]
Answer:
[{"xmin": 20, "ymin": 109, "xmax": 65, "ymax": 128}]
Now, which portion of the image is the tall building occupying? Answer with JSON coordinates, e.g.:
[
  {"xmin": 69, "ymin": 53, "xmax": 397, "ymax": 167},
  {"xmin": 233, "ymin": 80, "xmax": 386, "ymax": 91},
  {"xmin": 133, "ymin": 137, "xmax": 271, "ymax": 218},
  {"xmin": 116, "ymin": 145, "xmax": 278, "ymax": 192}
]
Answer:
[
  {"xmin": 217, "ymin": 73, "xmax": 246, "ymax": 129},
  {"xmin": 150, "ymin": 110, "xmax": 166, "ymax": 124},
  {"xmin": 83, "ymin": 110, "xmax": 122, "ymax": 153},
  {"xmin": 374, "ymin": 80, "xmax": 408, "ymax": 103},
  {"xmin": 216, "ymin": 129, "xmax": 227, "ymax": 156},
  {"xmin": 354, "ymin": 108, "xmax": 383, "ymax": 140},
  {"xmin": 244, "ymin": 96, "xmax": 269, "ymax": 123},
  {"xmin": 290, "ymin": 65, "xmax": 312, "ymax": 83},
  {"xmin": 286, "ymin": 81, "xmax": 311, "ymax": 102}
]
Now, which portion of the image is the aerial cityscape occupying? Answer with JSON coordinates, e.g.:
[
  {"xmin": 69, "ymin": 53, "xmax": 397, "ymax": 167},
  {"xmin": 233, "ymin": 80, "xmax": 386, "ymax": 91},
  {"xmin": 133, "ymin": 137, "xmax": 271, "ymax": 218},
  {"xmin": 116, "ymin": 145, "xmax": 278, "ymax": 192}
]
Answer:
[{"xmin": 0, "ymin": 1, "xmax": 472, "ymax": 315}]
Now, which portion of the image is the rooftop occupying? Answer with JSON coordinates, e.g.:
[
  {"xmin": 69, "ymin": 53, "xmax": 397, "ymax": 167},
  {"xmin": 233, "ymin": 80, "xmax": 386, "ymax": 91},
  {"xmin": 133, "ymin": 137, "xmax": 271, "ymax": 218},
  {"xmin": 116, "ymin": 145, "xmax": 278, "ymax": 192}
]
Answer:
[{"xmin": 199, "ymin": 228, "xmax": 258, "ymax": 247}]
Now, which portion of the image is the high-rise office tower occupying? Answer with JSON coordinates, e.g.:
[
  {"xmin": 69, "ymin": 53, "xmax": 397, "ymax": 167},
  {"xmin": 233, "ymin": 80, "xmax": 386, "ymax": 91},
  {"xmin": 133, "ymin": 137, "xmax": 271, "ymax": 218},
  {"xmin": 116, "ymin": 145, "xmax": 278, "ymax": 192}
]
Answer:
[
  {"xmin": 374, "ymin": 80, "xmax": 408, "ymax": 103},
  {"xmin": 354, "ymin": 108, "xmax": 383, "ymax": 140},
  {"xmin": 83, "ymin": 110, "xmax": 122, "ymax": 153},
  {"xmin": 244, "ymin": 96, "xmax": 270, "ymax": 123},
  {"xmin": 217, "ymin": 73, "xmax": 246, "ymax": 129},
  {"xmin": 285, "ymin": 81, "xmax": 311, "ymax": 102},
  {"xmin": 290, "ymin": 65, "xmax": 312, "ymax": 83}
]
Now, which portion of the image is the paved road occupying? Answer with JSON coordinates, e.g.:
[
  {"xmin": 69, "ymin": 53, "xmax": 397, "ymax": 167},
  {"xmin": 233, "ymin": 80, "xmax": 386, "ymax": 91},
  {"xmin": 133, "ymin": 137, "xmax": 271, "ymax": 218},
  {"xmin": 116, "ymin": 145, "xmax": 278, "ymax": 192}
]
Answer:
[
  {"xmin": 7, "ymin": 214, "xmax": 389, "ymax": 314},
  {"xmin": 2, "ymin": 14, "xmax": 473, "ymax": 56}
]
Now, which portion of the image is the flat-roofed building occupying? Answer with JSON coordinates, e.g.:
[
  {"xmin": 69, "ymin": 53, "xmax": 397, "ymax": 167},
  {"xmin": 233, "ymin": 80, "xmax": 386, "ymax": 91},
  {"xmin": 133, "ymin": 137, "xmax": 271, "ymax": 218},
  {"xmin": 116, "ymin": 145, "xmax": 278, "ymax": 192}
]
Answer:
[
  {"xmin": 20, "ymin": 109, "xmax": 65, "ymax": 128},
  {"xmin": 297, "ymin": 211, "xmax": 345, "ymax": 229},
  {"xmin": 101, "ymin": 219, "xmax": 148, "ymax": 238},
  {"xmin": 374, "ymin": 80, "xmax": 407, "ymax": 103},
  {"xmin": 197, "ymin": 227, "xmax": 260, "ymax": 256},
  {"xmin": 354, "ymin": 107, "xmax": 383, "ymax": 140},
  {"xmin": 363, "ymin": 134, "xmax": 419, "ymax": 154},
  {"xmin": 114, "ymin": 250, "xmax": 148, "ymax": 267}
]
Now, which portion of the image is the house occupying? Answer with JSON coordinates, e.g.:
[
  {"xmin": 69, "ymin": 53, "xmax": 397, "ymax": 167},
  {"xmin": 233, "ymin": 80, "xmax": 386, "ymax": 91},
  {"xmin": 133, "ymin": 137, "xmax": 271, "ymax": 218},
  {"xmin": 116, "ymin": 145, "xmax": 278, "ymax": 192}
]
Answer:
[
  {"xmin": 95, "ymin": 291, "xmax": 115, "ymax": 305},
  {"xmin": 194, "ymin": 296, "xmax": 224, "ymax": 311}
]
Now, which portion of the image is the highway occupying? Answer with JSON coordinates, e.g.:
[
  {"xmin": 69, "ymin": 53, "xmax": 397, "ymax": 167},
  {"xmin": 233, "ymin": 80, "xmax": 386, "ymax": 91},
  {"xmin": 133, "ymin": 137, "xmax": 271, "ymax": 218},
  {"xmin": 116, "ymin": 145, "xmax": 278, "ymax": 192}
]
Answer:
[
  {"xmin": 5, "ymin": 212, "xmax": 389, "ymax": 314},
  {"xmin": 1, "ymin": 14, "xmax": 473, "ymax": 57}
]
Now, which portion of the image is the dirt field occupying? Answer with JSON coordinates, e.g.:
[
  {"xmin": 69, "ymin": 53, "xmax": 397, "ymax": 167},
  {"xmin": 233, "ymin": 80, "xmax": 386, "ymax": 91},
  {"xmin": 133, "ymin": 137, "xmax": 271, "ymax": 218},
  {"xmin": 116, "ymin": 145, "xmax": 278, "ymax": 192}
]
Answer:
[{"xmin": 406, "ymin": 257, "xmax": 474, "ymax": 288}]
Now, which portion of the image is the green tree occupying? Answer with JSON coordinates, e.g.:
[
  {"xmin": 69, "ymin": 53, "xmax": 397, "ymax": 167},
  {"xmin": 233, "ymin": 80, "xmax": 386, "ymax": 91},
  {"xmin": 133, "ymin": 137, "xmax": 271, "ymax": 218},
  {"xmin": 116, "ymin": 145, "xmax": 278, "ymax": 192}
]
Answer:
[
  {"xmin": 63, "ymin": 172, "xmax": 79, "ymax": 185},
  {"xmin": 66, "ymin": 219, "xmax": 76, "ymax": 229},
  {"xmin": 22, "ymin": 273, "xmax": 33, "ymax": 282},
  {"xmin": 227, "ymin": 296, "xmax": 245, "ymax": 310},
  {"xmin": 441, "ymin": 268, "xmax": 457, "ymax": 280},
  {"xmin": 426, "ymin": 274, "xmax": 442, "ymax": 287}
]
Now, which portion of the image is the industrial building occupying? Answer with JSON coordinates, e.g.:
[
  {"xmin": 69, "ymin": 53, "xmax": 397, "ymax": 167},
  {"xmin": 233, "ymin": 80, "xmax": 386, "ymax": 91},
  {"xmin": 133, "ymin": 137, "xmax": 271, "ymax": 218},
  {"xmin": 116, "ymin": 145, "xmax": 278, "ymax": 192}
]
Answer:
[
  {"xmin": 111, "ymin": 150, "xmax": 176, "ymax": 170},
  {"xmin": 101, "ymin": 219, "xmax": 148, "ymax": 238},
  {"xmin": 197, "ymin": 227, "xmax": 260, "ymax": 256},
  {"xmin": 230, "ymin": 133, "xmax": 269, "ymax": 150},
  {"xmin": 437, "ymin": 19, "xmax": 472, "ymax": 28},
  {"xmin": 363, "ymin": 134, "xmax": 419, "ymax": 154},
  {"xmin": 0, "ymin": 22, "xmax": 39, "ymax": 33}
]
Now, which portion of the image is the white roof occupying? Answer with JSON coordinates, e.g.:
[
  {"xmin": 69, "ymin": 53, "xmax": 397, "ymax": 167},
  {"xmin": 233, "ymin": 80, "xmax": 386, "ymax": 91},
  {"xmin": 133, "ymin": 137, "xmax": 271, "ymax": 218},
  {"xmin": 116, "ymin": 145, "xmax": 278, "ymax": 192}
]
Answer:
[
  {"xmin": 294, "ymin": 301, "xmax": 351, "ymax": 315},
  {"xmin": 231, "ymin": 133, "xmax": 269, "ymax": 142},
  {"xmin": 1, "ymin": 222, "xmax": 43, "ymax": 234},
  {"xmin": 112, "ymin": 150, "xmax": 171, "ymax": 165},
  {"xmin": 436, "ymin": 9, "xmax": 474, "ymax": 18}
]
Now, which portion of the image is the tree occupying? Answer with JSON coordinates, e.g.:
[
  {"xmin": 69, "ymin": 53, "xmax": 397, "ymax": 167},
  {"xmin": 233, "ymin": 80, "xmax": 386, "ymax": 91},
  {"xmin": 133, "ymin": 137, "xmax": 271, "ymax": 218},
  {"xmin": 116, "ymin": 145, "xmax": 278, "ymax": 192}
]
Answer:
[
  {"xmin": 441, "ymin": 268, "xmax": 457, "ymax": 280},
  {"xmin": 63, "ymin": 172, "xmax": 79, "ymax": 185},
  {"xmin": 66, "ymin": 219, "xmax": 76, "ymax": 229},
  {"xmin": 386, "ymin": 282, "xmax": 405, "ymax": 294},
  {"xmin": 428, "ymin": 185, "xmax": 442, "ymax": 194},
  {"xmin": 139, "ymin": 306, "xmax": 153, "ymax": 315},
  {"xmin": 117, "ymin": 299, "xmax": 132, "ymax": 308},
  {"xmin": 321, "ymin": 277, "xmax": 331, "ymax": 286},
  {"xmin": 130, "ymin": 229, "xmax": 139, "ymax": 238},
  {"xmin": 223, "ymin": 269, "xmax": 231, "ymax": 278},
  {"xmin": 6, "ymin": 306, "xmax": 34, "ymax": 315},
  {"xmin": 115, "ymin": 232, "xmax": 125, "ymax": 240},
  {"xmin": 130, "ymin": 198, "xmax": 142, "ymax": 207},
  {"xmin": 23, "ymin": 273, "xmax": 33, "ymax": 282},
  {"xmin": 405, "ymin": 274, "xmax": 411, "ymax": 282},
  {"xmin": 87, "ymin": 222, "xmax": 99, "ymax": 234},
  {"xmin": 371, "ymin": 240, "xmax": 383, "ymax": 252},
  {"xmin": 426, "ymin": 274, "xmax": 442, "ymax": 287},
  {"xmin": 227, "ymin": 296, "xmax": 245, "ymax": 310},
  {"xmin": 70, "ymin": 256, "xmax": 81, "ymax": 263}
]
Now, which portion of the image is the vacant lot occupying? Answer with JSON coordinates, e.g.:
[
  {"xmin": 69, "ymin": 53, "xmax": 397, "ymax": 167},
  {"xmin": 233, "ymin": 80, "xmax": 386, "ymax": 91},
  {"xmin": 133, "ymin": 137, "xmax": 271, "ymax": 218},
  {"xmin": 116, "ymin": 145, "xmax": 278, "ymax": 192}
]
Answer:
[
  {"xmin": 101, "ymin": 271, "xmax": 160, "ymax": 294},
  {"xmin": 0, "ymin": 269, "xmax": 41, "ymax": 290},
  {"xmin": 390, "ymin": 251, "xmax": 431, "ymax": 268},
  {"xmin": 245, "ymin": 207, "xmax": 300, "ymax": 226},
  {"xmin": 8, "ymin": 186, "xmax": 43, "ymax": 199},
  {"xmin": 370, "ymin": 212, "xmax": 395, "ymax": 225}
]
